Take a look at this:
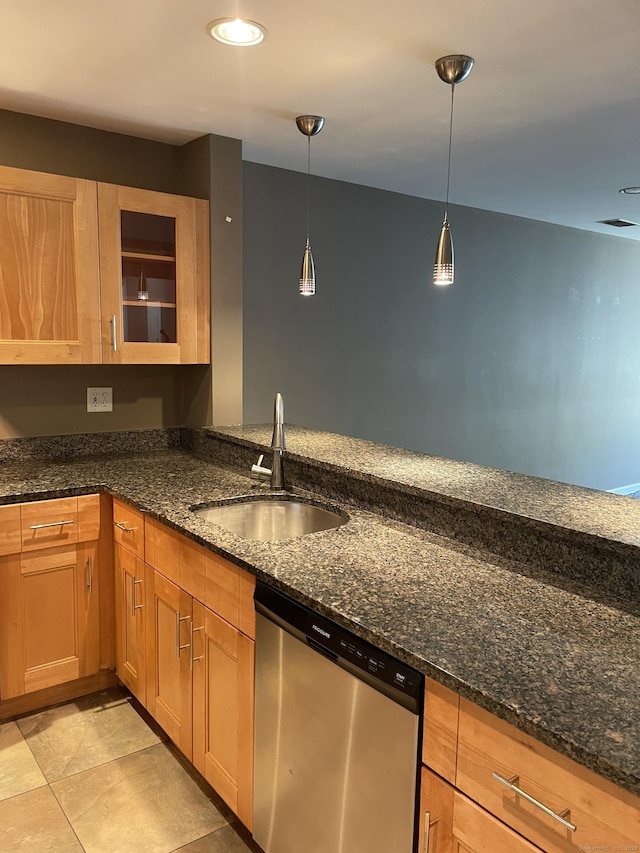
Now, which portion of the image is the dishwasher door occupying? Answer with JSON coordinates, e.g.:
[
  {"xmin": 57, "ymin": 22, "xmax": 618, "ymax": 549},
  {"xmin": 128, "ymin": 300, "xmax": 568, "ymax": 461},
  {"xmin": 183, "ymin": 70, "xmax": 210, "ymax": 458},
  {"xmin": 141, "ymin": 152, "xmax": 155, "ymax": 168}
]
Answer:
[{"xmin": 253, "ymin": 586, "xmax": 422, "ymax": 853}]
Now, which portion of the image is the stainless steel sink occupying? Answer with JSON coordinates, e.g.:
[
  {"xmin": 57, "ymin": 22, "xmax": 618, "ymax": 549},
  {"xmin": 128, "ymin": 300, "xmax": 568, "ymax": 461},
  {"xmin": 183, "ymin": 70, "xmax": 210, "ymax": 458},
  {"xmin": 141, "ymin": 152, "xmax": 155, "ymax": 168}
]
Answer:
[{"xmin": 191, "ymin": 496, "xmax": 347, "ymax": 541}]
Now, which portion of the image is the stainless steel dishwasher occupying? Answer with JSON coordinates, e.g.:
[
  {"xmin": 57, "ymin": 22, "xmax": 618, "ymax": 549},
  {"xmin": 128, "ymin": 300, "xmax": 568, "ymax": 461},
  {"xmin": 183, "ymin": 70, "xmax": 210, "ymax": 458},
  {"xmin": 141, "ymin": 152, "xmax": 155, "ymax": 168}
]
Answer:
[{"xmin": 253, "ymin": 582, "xmax": 423, "ymax": 853}]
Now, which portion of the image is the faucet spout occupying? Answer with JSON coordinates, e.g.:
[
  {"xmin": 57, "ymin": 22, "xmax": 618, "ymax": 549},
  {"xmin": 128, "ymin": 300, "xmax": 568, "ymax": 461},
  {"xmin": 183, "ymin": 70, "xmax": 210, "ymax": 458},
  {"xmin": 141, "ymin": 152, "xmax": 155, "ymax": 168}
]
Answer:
[{"xmin": 271, "ymin": 392, "xmax": 286, "ymax": 489}]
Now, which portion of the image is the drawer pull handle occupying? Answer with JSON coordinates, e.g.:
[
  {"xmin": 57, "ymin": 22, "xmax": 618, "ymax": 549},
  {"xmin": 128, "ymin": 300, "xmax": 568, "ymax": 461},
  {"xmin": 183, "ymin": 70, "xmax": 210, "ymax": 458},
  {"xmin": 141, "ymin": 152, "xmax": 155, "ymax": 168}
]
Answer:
[
  {"xmin": 29, "ymin": 519, "xmax": 75, "ymax": 530},
  {"xmin": 114, "ymin": 521, "xmax": 137, "ymax": 534},
  {"xmin": 492, "ymin": 772, "xmax": 576, "ymax": 832}
]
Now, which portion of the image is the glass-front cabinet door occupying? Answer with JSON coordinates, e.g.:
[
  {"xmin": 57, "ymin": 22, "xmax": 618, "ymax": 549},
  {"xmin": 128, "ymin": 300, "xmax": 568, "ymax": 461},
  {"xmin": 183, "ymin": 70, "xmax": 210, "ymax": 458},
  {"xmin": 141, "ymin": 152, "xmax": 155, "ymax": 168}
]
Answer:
[{"xmin": 98, "ymin": 183, "xmax": 210, "ymax": 364}]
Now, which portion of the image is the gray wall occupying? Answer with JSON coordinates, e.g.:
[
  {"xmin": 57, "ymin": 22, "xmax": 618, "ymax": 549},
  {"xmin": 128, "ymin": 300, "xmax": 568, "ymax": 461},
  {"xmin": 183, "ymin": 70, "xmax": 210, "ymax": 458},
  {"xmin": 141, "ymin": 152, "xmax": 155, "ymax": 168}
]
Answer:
[{"xmin": 242, "ymin": 162, "xmax": 640, "ymax": 491}]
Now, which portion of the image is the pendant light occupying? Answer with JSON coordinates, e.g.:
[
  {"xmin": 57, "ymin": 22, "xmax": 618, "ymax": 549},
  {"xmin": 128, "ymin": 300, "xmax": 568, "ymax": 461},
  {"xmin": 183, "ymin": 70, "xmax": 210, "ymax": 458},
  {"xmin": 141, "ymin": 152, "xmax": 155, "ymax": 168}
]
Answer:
[
  {"xmin": 137, "ymin": 266, "xmax": 149, "ymax": 301},
  {"xmin": 433, "ymin": 54, "xmax": 474, "ymax": 287},
  {"xmin": 296, "ymin": 115, "xmax": 325, "ymax": 295}
]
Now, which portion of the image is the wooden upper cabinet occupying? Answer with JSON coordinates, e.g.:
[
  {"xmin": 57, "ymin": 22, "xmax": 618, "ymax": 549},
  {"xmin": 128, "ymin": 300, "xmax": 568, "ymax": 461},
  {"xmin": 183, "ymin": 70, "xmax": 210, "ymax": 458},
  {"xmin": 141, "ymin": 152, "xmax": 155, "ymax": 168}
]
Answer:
[
  {"xmin": 97, "ymin": 183, "xmax": 210, "ymax": 365},
  {"xmin": 0, "ymin": 164, "xmax": 210, "ymax": 366},
  {"xmin": 0, "ymin": 165, "xmax": 101, "ymax": 364}
]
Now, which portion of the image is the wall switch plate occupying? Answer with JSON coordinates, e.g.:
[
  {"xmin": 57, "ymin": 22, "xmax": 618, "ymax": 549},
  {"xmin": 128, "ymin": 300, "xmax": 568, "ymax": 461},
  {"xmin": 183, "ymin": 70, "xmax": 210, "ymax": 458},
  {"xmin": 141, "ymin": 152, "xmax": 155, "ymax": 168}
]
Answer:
[{"xmin": 87, "ymin": 387, "xmax": 113, "ymax": 413}]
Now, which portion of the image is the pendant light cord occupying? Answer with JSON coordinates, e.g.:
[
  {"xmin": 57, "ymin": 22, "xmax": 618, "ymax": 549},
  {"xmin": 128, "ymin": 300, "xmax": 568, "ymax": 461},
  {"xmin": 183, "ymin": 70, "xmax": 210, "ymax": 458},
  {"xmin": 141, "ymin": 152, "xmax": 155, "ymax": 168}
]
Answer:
[
  {"xmin": 444, "ymin": 82, "xmax": 456, "ymax": 219},
  {"xmin": 306, "ymin": 134, "xmax": 311, "ymax": 240}
]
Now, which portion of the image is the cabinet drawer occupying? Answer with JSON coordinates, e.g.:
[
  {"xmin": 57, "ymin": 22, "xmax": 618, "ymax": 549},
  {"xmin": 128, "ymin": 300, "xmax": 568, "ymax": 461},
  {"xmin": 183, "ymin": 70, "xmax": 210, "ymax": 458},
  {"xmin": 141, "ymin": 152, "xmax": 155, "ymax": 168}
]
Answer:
[
  {"xmin": 21, "ymin": 498, "xmax": 78, "ymax": 551},
  {"xmin": 204, "ymin": 551, "xmax": 256, "ymax": 639},
  {"xmin": 421, "ymin": 768, "xmax": 543, "ymax": 853},
  {"xmin": 423, "ymin": 678, "xmax": 459, "ymax": 784},
  {"xmin": 145, "ymin": 518, "xmax": 206, "ymax": 601},
  {"xmin": 0, "ymin": 504, "xmax": 21, "ymax": 555},
  {"xmin": 76, "ymin": 494, "xmax": 101, "ymax": 542},
  {"xmin": 113, "ymin": 498, "xmax": 145, "ymax": 559},
  {"xmin": 145, "ymin": 516, "xmax": 180, "ymax": 584},
  {"xmin": 456, "ymin": 698, "xmax": 640, "ymax": 852}
]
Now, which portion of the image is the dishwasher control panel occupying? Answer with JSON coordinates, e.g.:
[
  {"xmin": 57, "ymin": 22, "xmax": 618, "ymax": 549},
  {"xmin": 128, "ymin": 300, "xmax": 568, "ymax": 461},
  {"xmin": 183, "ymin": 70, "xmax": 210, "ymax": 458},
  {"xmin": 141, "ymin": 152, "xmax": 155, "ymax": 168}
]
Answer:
[{"xmin": 255, "ymin": 581, "xmax": 423, "ymax": 706}]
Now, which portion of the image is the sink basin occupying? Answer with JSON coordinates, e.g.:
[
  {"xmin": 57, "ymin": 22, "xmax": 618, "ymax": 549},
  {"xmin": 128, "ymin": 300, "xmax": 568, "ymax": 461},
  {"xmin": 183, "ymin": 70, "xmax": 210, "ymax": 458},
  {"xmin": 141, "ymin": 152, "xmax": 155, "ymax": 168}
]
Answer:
[{"xmin": 191, "ymin": 496, "xmax": 347, "ymax": 541}]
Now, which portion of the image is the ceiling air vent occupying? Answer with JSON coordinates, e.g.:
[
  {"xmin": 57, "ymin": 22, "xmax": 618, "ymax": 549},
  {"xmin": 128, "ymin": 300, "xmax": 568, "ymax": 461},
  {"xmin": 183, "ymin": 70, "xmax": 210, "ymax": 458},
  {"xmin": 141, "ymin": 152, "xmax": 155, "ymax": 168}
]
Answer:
[{"xmin": 598, "ymin": 218, "xmax": 638, "ymax": 227}]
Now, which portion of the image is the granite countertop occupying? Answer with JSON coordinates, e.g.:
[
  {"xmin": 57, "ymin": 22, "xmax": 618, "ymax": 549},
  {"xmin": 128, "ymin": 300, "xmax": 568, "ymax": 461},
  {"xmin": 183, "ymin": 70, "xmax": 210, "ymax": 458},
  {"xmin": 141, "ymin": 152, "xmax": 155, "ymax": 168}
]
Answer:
[
  {"xmin": 211, "ymin": 424, "xmax": 640, "ymax": 550},
  {"xmin": 0, "ymin": 431, "xmax": 638, "ymax": 801}
]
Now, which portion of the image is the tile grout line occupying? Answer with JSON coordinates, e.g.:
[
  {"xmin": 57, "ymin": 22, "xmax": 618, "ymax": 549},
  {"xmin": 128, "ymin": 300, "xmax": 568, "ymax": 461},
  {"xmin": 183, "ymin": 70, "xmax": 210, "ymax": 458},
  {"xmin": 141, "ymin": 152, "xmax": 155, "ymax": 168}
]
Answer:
[{"xmin": 48, "ymin": 781, "xmax": 89, "ymax": 853}]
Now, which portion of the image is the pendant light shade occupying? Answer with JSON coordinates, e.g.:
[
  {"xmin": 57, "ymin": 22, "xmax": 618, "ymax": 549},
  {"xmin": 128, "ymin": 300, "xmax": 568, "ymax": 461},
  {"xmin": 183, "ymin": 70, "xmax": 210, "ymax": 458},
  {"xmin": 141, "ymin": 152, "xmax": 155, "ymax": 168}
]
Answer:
[
  {"xmin": 300, "ymin": 238, "xmax": 316, "ymax": 295},
  {"xmin": 433, "ymin": 54, "xmax": 474, "ymax": 287},
  {"xmin": 137, "ymin": 267, "xmax": 149, "ymax": 301},
  {"xmin": 296, "ymin": 115, "xmax": 325, "ymax": 296},
  {"xmin": 433, "ymin": 216, "xmax": 453, "ymax": 286}
]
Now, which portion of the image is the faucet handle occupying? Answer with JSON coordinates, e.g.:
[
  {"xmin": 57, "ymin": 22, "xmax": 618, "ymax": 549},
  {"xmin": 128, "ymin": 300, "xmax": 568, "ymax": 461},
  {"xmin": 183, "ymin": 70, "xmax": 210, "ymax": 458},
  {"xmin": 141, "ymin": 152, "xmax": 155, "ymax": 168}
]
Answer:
[{"xmin": 251, "ymin": 453, "xmax": 272, "ymax": 480}]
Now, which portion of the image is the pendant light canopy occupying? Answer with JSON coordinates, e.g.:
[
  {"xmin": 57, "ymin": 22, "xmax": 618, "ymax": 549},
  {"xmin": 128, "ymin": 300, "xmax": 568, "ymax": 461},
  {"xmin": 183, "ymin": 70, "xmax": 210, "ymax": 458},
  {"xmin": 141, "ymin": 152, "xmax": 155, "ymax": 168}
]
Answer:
[
  {"xmin": 433, "ymin": 54, "xmax": 474, "ymax": 287},
  {"xmin": 296, "ymin": 115, "xmax": 325, "ymax": 295}
]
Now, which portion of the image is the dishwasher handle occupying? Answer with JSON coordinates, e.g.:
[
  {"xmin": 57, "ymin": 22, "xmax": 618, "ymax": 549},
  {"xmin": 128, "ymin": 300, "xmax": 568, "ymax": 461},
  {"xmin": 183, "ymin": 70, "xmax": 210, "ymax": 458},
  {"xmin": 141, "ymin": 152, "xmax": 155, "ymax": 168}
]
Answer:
[{"xmin": 306, "ymin": 636, "xmax": 339, "ymax": 662}]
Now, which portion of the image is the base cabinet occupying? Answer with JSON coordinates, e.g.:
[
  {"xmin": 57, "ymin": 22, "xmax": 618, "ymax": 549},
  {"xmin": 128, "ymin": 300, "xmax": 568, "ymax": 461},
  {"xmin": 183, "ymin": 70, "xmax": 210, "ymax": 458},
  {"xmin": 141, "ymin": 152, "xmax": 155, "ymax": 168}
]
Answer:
[
  {"xmin": 113, "ymin": 504, "xmax": 256, "ymax": 830},
  {"xmin": 0, "ymin": 496, "xmax": 102, "ymax": 702},
  {"xmin": 192, "ymin": 599, "xmax": 255, "ymax": 829},
  {"xmin": 419, "ymin": 679, "xmax": 640, "ymax": 853},
  {"xmin": 420, "ymin": 768, "xmax": 543, "ymax": 853}
]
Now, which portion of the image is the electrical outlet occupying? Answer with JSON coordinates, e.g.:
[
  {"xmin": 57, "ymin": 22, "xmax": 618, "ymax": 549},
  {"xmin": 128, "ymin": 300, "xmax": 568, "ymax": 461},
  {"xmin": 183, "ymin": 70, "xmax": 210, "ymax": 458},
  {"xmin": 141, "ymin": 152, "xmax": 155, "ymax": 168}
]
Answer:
[{"xmin": 87, "ymin": 387, "xmax": 113, "ymax": 413}]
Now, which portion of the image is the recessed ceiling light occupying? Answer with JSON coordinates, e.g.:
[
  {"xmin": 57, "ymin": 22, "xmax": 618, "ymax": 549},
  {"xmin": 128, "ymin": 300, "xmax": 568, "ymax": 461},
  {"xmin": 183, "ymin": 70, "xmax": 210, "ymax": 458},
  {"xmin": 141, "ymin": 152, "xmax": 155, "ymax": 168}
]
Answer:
[
  {"xmin": 206, "ymin": 17, "xmax": 267, "ymax": 46},
  {"xmin": 619, "ymin": 187, "xmax": 640, "ymax": 194}
]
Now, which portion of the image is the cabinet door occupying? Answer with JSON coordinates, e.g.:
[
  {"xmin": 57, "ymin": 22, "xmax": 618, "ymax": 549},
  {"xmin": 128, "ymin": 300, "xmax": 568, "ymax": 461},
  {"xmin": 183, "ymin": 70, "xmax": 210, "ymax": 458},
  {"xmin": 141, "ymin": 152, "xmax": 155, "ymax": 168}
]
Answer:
[
  {"xmin": 419, "ymin": 768, "xmax": 542, "ymax": 853},
  {"xmin": 144, "ymin": 567, "xmax": 193, "ymax": 758},
  {"xmin": 98, "ymin": 183, "xmax": 209, "ymax": 365},
  {"xmin": 192, "ymin": 599, "xmax": 255, "ymax": 829},
  {"xmin": 0, "ymin": 544, "xmax": 100, "ymax": 699},
  {"xmin": 114, "ymin": 543, "xmax": 146, "ymax": 704},
  {"xmin": 0, "ymin": 165, "xmax": 101, "ymax": 364}
]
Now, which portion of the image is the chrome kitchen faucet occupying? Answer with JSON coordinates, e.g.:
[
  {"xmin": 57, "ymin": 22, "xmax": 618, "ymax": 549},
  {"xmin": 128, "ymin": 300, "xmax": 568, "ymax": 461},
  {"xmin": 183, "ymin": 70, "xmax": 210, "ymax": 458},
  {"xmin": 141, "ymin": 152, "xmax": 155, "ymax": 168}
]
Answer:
[{"xmin": 251, "ymin": 392, "xmax": 286, "ymax": 490}]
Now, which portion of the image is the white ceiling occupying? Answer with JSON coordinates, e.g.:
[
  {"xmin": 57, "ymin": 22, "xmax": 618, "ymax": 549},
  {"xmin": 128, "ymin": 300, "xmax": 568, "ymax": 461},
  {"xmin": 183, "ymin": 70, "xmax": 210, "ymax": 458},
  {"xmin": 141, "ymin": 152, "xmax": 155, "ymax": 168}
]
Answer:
[{"xmin": 2, "ymin": 0, "xmax": 640, "ymax": 239}]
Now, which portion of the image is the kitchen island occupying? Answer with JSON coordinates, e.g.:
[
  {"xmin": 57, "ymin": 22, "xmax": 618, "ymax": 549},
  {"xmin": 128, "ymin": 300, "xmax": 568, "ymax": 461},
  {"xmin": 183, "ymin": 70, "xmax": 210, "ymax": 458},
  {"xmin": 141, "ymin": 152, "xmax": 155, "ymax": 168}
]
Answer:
[{"xmin": 0, "ymin": 424, "xmax": 638, "ymax": 805}]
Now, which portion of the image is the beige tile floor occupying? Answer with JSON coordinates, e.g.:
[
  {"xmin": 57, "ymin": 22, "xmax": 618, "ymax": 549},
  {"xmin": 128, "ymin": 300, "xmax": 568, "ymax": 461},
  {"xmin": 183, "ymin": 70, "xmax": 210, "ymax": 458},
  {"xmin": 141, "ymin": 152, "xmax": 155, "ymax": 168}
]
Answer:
[{"xmin": 0, "ymin": 688, "xmax": 261, "ymax": 853}]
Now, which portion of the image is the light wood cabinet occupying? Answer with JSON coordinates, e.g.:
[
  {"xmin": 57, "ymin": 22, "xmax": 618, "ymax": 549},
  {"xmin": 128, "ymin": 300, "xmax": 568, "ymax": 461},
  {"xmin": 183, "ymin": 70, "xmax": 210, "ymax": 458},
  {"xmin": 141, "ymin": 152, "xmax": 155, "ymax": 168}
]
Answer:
[
  {"xmin": 0, "ymin": 504, "xmax": 22, "ymax": 554},
  {"xmin": 192, "ymin": 598, "xmax": 255, "ymax": 829},
  {"xmin": 144, "ymin": 566, "xmax": 194, "ymax": 758},
  {"xmin": 0, "ymin": 165, "xmax": 101, "ymax": 364},
  {"xmin": 420, "ymin": 678, "xmax": 640, "ymax": 853},
  {"xmin": 456, "ymin": 697, "xmax": 640, "ymax": 853},
  {"xmin": 129, "ymin": 508, "xmax": 256, "ymax": 827},
  {"xmin": 0, "ymin": 164, "xmax": 210, "ymax": 366},
  {"xmin": 114, "ymin": 542, "xmax": 146, "ymax": 704},
  {"xmin": 0, "ymin": 496, "xmax": 101, "ymax": 701},
  {"xmin": 419, "ymin": 768, "xmax": 543, "ymax": 853},
  {"xmin": 98, "ymin": 183, "xmax": 210, "ymax": 364}
]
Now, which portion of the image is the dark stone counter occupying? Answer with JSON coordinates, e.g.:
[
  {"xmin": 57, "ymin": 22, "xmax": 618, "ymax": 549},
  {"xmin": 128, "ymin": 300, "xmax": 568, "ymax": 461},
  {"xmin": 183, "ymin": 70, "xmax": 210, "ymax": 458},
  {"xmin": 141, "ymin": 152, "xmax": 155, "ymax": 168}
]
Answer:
[{"xmin": 0, "ymin": 426, "xmax": 638, "ymax": 799}]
